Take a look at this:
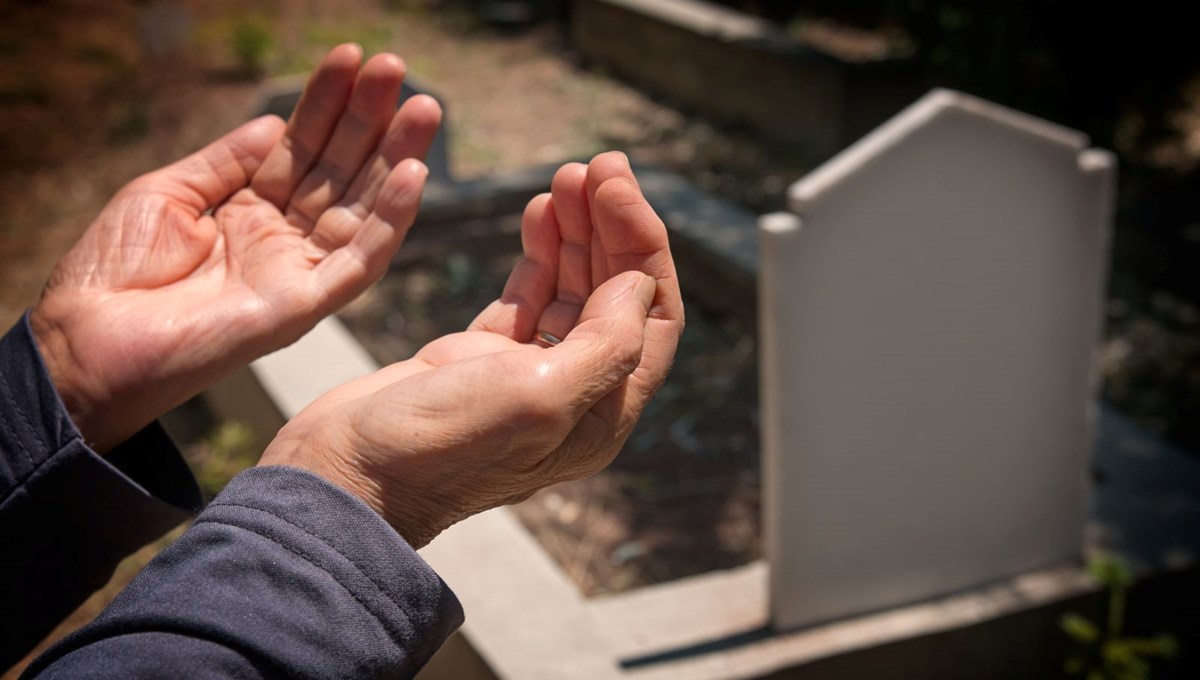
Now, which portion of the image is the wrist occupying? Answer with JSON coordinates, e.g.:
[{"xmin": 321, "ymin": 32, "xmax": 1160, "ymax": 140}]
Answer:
[
  {"xmin": 260, "ymin": 424, "xmax": 442, "ymax": 548},
  {"xmin": 28, "ymin": 305, "xmax": 114, "ymax": 453}
]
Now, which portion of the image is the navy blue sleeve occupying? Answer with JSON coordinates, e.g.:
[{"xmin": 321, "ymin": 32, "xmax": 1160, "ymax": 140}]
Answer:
[
  {"xmin": 22, "ymin": 466, "xmax": 465, "ymax": 679},
  {"xmin": 0, "ymin": 313, "xmax": 204, "ymax": 666}
]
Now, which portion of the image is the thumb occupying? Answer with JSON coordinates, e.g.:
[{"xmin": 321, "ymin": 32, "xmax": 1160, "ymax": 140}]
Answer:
[
  {"xmin": 147, "ymin": 114, "xmax": 287, "ymax": 213},
  {"xmin": 549, "ymin": 270, "xmax": 657, "ymax": 420}
]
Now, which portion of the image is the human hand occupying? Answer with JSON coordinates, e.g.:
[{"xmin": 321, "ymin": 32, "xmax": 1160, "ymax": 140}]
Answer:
[
  {"xmin": 30, "ymin": 44, "xmax": 442, "ymax": 453},
  {"xmin": 259, "ymin": 153, "xmax": 684, "ymax": 548}
]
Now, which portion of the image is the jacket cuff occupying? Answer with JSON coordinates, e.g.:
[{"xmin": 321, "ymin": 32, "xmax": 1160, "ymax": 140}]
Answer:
[
  {"xmin": 0, "ymin": 312, "xmax": 85, "ymax": 486},
  {"xmin": 23, "ymin": 466, "xmax": 464, "ymax": 678},
  {"xmin": 0, "ymin": 311, "xmax": 203, "ymax": 517},
  {"xmin": 1, "ymin": 313, "xmax": 203, "ymax": 665},
  {"xmin": 203, "ymin": 466, "xmax": 465, "ymax": 662}
]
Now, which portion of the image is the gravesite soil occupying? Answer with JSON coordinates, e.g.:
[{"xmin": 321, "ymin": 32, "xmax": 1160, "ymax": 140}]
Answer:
[{"xmin": 3, "ymin": 0, "xmax": 1200, "ymax": 674}]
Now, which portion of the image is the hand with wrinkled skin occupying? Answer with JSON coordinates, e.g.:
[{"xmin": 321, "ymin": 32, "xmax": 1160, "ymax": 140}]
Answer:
[
  {"xmin": 260, "ymin": 152, "xmax": 685, "ymax": 548},
  {"xmin": 30, "ymin": 44, "xmax": 442, "ymax": 453}
]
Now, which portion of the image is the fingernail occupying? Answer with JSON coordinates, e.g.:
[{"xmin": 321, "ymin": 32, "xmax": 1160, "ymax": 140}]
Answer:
[
  {"xmin": 405, "ymin": 158, "xmax": 429, "ymax": 179},
  {"xmin": 334, "ymin": 42, "xmax": 362, "ymax": 59},
  {"xmin": 634, "ymin": 273, "xmax": 657, "ymax": 310},
  {"xmin": 373, "ymin": 52, "xmax": 406, "ymax": 71}
]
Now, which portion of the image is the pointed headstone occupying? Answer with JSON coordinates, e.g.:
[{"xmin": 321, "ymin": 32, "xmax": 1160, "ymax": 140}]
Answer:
[{"xmin": 759, "ymin": 89, "xmax": 1114, "ymax": 629}]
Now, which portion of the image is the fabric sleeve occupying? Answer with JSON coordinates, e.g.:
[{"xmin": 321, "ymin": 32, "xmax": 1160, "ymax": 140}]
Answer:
[
  {"xmin": 0, "ymin": 312, "xmax": 204, "ymax": 666},
  {"xmin": 22, "ymin": 466, "xmax": 465, "ymax": 679}
]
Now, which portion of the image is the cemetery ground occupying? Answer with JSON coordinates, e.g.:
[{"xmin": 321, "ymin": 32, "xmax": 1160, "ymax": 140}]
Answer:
[{"xmin": 3, "ymin": 1, "xmax": 1200, "ymax": 677}]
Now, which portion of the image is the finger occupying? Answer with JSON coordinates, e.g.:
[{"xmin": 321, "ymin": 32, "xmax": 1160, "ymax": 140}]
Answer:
[
  {"xmin": 584, "ymin": 153, "xmax": 684, "ymax": 412},
  {"xmin": 550, "ymin": 270, "xmax": 656, "ymax": 420},
  {"xmin": 590, "ymin": 178, "xmax": 684, "ymax": 414},
  {"xmin": 584, "ymin": 149, "xmax": 640, "ymax": 190},
  {"xmin": 525, "ymin": 271, "xmax": 657, "ymax": 479},
  {"xmin": 590, "ymin": 173, "xmax": 678, "ymax": 291},
  {"xmin": 584, "ymin": 155, "xmax": 633, "ymax": 288},
  {"xmin": 287, "ymin": 53, "xmax": 408, "ymax": 230},
  {"xmin": 527, "ymin": 163, "xmax": 590, "ymax": 342},
  {"xmin": 312, "ymin": 158, "xmax": 427, "ymax": 309},
  {"xmin": 587, "ymin": 152, "xmax": 681, "ymax": 315},
  {"xmin": 591, "ymin": 224, "xmax": 608, "ymax": 289},
  {"xmin": 552, "ymin": 162, "xmax": 591, "ymax": 303},
  {"xmin": 451, "ymin": 270, "xmax": 654, "ymax": 454},
  {"xmin": 584, "ymin": 152, "xmax": 665, "ymax": 268},
  {"xmin": 469, "ymin": 193, "xmax": 560, "ymax": 340},
  {"xmin": 147, "ymin": 114, "xmax": 286, "ymax": 214},
  {"xmin": 308, "ymin": 94, "xmax": 441, "ymax": 252},
  {"xmin": 339, "ymin": 94, "xmax": 442, "ymax": 223},
  {"xmin": 250, "ymin": 43, "xmax": 363, "ymax": 208}
]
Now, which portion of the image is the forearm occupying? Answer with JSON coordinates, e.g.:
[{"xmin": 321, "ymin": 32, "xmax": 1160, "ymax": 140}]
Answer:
[{"xmin": 22, "ymin": 466, "xmax": 464, "ymax": 679}]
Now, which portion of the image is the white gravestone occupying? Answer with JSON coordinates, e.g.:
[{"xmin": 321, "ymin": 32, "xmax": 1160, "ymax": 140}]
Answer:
[{"xmin": 759, "ymin": 89, "xmax": 1115, "ymax": 630}]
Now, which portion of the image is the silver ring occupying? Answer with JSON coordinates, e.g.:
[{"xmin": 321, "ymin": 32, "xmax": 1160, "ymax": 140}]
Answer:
[{"xmin": 535, "ymin": 331, "xmax": 563, "ymax": 347}]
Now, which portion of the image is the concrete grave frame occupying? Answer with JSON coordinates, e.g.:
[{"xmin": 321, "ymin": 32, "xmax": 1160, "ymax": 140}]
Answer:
[
  {"xmin": 570, "ymin": 0, "xmax": 924, "ymax": 157},
  {"xmin": 197, "ymin": 86, "xmax": 1200, "ymax": 679}
]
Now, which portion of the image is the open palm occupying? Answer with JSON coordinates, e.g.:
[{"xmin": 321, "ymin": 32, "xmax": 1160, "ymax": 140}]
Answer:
[
  {"xmin": 262, "ymin": 152, "xmax": 685, "ymax": 547},
  {"xmin": 31, "ymin": 45, "xmax": 442, "ymax": 453}
]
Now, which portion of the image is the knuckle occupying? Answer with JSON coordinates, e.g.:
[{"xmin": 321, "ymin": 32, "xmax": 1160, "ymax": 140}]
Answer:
[
  {"xmin": 575, "ymin": 452, "xmax": 616, "ymax": 480},
  {"xmin": 510, "ymin": 365, "xmax": 568, "ymax": 431},
  {"xmin": 592, "ymin": 334, "xmax": 641, "ymax": 381},
  {"xmin": 613, "ymin": 337, "xmax": 643, "ymax": 375},
  {"xmin": 527, "ymin": 447, "xmax": 586, "ymax": 485},
  {"xmin": 124, "ymin": 175, "xmax": 158, "ymax": 196},
  {"xmin": 504, "ymin": 488, "xmax": 538, "ymax": 506},
  {"xmin": 516, "ymin": 399, "xmax": 563, "ymax": 433},
  {"xmin": 281, "ymin": 134, "xmax": 312, "ymax": 167}
]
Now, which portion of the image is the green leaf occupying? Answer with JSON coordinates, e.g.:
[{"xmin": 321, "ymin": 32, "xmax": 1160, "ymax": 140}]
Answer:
[
  {"xmin": 1121, "ymin": 634, "xmax": 1178, "ymax": 658},
  {"xmin": 1060, "ymin": 612, "xmax": 1100, "ymax": 644},
  {"xmin": 1088, "ymin": 554, "xmax": 1134, "ymax": 588}
]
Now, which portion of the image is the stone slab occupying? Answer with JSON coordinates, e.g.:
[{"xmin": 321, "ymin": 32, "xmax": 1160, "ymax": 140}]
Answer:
[
  {"xmin": 250, "ymin": 316, "xmax": 378, "ymax": 419},
  {"xmin": 760, "ymin": 89, "xmax": 1115, "ymax": 629}
]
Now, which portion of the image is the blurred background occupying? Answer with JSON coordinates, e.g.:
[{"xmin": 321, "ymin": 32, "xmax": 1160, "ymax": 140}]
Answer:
[{"xmin": 1, "ymin": 0, "xmax": 1198, "ymax": 676}]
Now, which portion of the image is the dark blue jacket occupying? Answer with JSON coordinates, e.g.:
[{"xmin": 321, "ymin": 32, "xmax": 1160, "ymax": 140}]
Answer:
[{"xmin": 0, "ymin": 313, "xmax": 463, "ymax": 678}]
